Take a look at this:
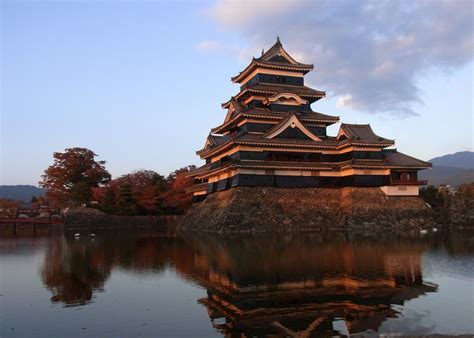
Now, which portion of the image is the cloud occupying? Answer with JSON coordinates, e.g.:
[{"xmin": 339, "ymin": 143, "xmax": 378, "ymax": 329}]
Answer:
[
  {"xmin": 336, "ymin": 95, "xmax": 353, "ymax": 108},
  {"xmin": 210, "ymin": 0, "xmax": 302, "ymax": 26},
  {"xmin": 207, "ymin": 0, "xmax": 474, "ymax": 117},
  {"xmin": 196, "ymin": 40, "xmax": 225, "ymax": 51}
]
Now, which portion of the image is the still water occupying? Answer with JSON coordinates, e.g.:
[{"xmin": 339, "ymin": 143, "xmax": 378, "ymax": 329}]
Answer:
[{"xmin": 1, "ymin": 230, "xmax": 473, "ymax": 337}]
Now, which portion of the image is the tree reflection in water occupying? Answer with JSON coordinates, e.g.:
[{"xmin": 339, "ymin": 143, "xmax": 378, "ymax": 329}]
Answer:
[
  {"xmin": 41, "ymin": 236, "xmax": 112, "ymax": 306},
  {"xmin": 40, "ymin": 230, "xmax": 474, "ymax": 336}
]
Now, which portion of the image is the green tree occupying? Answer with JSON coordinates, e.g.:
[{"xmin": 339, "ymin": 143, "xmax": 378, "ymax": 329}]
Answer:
[
  {"xmin": 420, "ymin": 185, "xmax": 444, "ymax": 209},
  {"xmin": 420, "ymin": 185, "xmax": 450, "ymax": 223},
  {"xmin": 39, "ymin": 147, "xmax": 111, "ymax": 207}
]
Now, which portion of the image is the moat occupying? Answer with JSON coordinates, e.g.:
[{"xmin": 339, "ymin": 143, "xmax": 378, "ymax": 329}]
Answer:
[{"xmin": 1, "ymin": 229, "xmax": 473, "ymax": 337}]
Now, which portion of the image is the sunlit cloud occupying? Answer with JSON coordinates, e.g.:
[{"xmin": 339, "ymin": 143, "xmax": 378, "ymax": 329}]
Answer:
[
  {"xmin": 206, "ymin": 0, "xmax": 474, "ymax": 117},
  {"xmin": 336, "ymin": 95, "xmax": 353, "ymax": 109}
]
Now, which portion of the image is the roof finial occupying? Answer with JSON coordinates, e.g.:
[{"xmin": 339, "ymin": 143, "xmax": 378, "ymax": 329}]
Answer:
[
  {"xmin": 276, "ymin": 35, "xmax": 281, "ymax": 43},
  {"xmin": 261, "ymin": 49, "xmax": 264, "ymax": 56}
]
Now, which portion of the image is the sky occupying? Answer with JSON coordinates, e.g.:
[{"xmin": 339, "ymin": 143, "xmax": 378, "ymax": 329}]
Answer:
[{"xmin": 1, "ymin": 0, "xmax": 473, "ymax": 185}]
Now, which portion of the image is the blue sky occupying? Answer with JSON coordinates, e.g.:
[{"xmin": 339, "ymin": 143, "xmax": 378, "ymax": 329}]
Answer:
[{"xmin": 1, "ymin": 0, "xmax": 473, "ymax": 185}]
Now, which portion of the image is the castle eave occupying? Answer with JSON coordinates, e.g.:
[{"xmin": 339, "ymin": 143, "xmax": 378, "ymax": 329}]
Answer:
[
  {"xmin": 231, "ymin": 60, "xmax": 314, "ymax": 83},
  {"xmin": 236, "ymin": 83, "xmax": 326, "ymax": 101}
]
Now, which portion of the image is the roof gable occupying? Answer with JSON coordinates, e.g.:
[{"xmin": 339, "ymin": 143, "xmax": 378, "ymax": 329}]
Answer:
[
  {"xmin": 263, "ymin": 92, "xmax": 308, "ymax": 106},
  {"xmin": 204, "ymin": 134, "xmax": 223, "ymax": 149},
  {"xmin": 263, "ymin": 113, "xmax": 321, "ymax": 142},
  {"xmin": 257, "ymin": 37, "xmax": 300, "ymax": 65},
  {"xmin": 336, "ymin": 127, "xmax": 349, "ymax": 140},
  {"xmin": 223, "ymin": 98, "xmax": 245, "ymax": 123}
]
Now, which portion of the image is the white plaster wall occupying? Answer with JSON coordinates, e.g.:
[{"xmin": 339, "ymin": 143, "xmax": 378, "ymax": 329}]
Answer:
[{"xmin": 380, "ymin": 185, "xmax": 419, "ymax": 196}]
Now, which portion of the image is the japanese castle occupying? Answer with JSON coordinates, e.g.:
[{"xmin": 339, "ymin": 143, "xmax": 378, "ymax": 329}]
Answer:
[{"xmin": 189, "ymin": 38, "xmax": 431, "ymax": 201}]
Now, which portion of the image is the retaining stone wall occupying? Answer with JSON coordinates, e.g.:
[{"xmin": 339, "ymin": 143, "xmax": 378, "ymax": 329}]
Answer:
[{"xmin": 181, "ymin": 187, "xmax": 434, "ymax": 232}]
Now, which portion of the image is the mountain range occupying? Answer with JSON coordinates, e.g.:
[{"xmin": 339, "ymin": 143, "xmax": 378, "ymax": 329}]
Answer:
[
  {"xmin": 420, "ymin": 151, "xmax": 474, "ymax": 186},
  {"xmin": 0, "ymin": 185, "xmax": 46, "ymax": 202},
  {"xmin": 429, "ymin": 151, "xmax": 474, "ymax": 169}
]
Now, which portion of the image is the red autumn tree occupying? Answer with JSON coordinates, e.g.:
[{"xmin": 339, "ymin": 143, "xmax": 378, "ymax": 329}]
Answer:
[
  {"xmin": 92, "ymin": 170, "xmax": 167, "ymax": 215},
  {"xmin": 40, "ymin": 148, "xmax": 111, "ymax": 207},
  {"xmin": 92, "ymin": 166, "xmax": 196, "ymax": 215},
  {"xmin": 0, "ymin": 199, "xmax": 22, "ymax": 209},
  {"xmin": 162, "ymin": 165, "xmax": 196, "ymax": 214},
  {"xmin": 115, "ymin": 170, "xmax": 167, "ymax": 213}
]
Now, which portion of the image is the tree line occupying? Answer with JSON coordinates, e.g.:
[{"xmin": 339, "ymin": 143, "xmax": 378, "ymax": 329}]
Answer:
[
  {"xmin": 39, "ymin": 147, "xmax": 195, "ymax": 215},
  {"xmin": 420, "ymin": 183, "xmax": 474, "ymax": 227}
]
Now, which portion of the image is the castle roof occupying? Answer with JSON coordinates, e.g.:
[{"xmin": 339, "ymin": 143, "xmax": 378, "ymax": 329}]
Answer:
[
  {"xmin": 231, "ymin": 38, "xmax": 314, "ymax": 83},
  {"xmin": 204, "ymin": 134, "xmax": 225, "ymax": 149},
  {"xmin": 234, "ymin": 83, "xmax": 325, "ymax": 102},
  {"xmin": 382, "ymin": 149, "xmax": 432, "ymax": 168},
  {"xmin": 211, "ymin": 109, "xmax": 339, "ymax": 134},
  {"xmin": 197, "ymin": 128, "xmax": 400, "ymax": 158},
  {"xmin": 189, "ymin": 152, "xmax": 431, "ymax": 179},
  {"xmin": 338, "ymin": 123, "xmax": 394, "ymax": 146},
  {"xmin": 197, "ymin": 133, "xmax": 342, "ymax": 158}
]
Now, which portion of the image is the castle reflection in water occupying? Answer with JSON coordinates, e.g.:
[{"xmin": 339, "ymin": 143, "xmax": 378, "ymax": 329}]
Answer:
[{"xmin": 39, "ymin": 230, "xmax": 459, "ymax": 336}]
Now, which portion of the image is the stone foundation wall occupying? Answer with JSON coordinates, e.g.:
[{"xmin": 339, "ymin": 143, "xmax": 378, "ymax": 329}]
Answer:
[
  {"xmin": 181, "ymin": 187, "xmax": 434, "ymax": 232},
  {"xmin": 64, "ymin": 208, "xmax": 175, "ymax": 230}
]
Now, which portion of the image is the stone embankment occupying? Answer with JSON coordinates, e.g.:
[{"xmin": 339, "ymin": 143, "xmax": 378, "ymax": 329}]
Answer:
[
  {"xmin": 64, "ymin": 208, "xmax": 176, "ymax": 230},
  {"xmin": 181, "ymin": 187, "xmax": 434, "ymax": 232}
]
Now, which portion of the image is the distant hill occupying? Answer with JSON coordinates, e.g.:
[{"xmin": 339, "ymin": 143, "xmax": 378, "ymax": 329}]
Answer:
[
  {"xmin": 430, "ymin": 151, "xmax": 474, "ymax": 169},
  {"xmin": 420, "ymin": 151, "xmax": 474, "ymax": 186},
  {"xmin": 419, "ymin": 166, "xmax": 474, "ymax": 187},
  {"xmin": 0, "ymin": 185, "xmax": 46, "ymax": 202}
]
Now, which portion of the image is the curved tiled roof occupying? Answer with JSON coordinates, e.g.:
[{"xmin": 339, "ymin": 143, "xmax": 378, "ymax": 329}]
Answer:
[
  {"xmin": 239, "ymin": 83, "xmax": 325, "ymax": 99},
  {"xmin": 208, "ymin": 134, "xmax": 224, "ymax": 146},
  {"xmin": 339, "ymin": 124, "xmax": 394, "ymax": 146},
  {"xmin": 231, "ymin": 39, "xmax": 314, "ymax": 83},
  {"xmin": 186, "ymin": 163, "xmax": 211, "ymax": 177},
  {"xmin": 211, "ymin": 109, "xmax": 339, "ymax": 134},
  {"xmin": 382, "ymin": 150, "xmax": 432, "ymax": 168},
  {"xmin": 235, "ymin": 133, "xmax": 340, "ymax": 148},
  {"xmin": 244, "ymin": 110, "xmax": 339, "ymax": 122},
  {"xmin": 255, "ymin": 38, "xmax": 312, "ymax": 66},
  {"xmin": 188, "ymin": 152, "xmax": 431, "ymax": 180}
]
